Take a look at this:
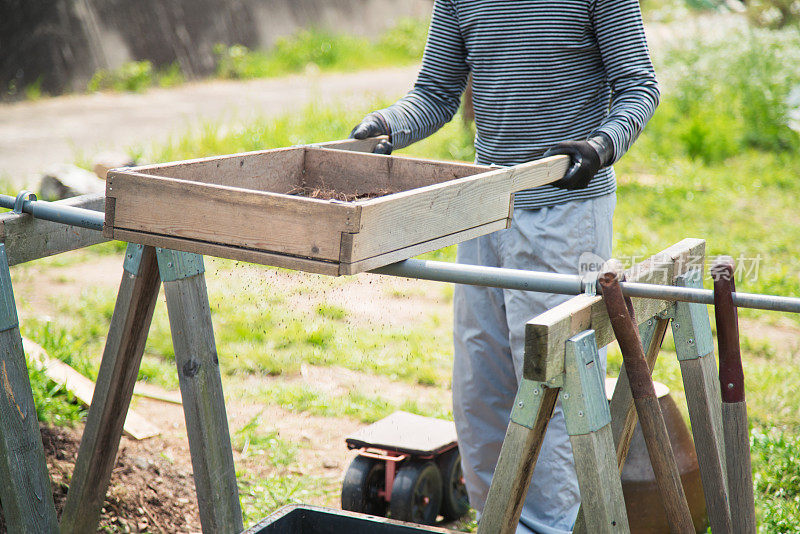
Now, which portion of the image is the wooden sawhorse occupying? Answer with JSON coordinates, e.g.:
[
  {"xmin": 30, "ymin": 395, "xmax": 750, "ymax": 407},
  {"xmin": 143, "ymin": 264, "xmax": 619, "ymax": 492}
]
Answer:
[
  {"xmin": 0, "ymin": 234, "xmax": 241, "ymax": 533},
  {"xmin": 479, "ymin": 238, "xmax": 733, "ymax": 533},
  {"xmin": 56, "ymin": 244, "xmax": 243, "ymax": 533}
]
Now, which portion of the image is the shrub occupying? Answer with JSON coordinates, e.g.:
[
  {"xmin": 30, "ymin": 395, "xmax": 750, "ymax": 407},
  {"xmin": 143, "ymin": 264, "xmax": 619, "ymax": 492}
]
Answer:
[
  {"xmin": 88, "ymin": 60, "xmax": 155, "ymax": 93},
  {"xmin": 644, "ymin": 28, "xmax": 800, "ymax": 163},
  {"xmin": 87, "ymin": 60, "xmax": 184, "ymax": 93},
  {"xmin": 746, "ymin": 0, "xmax": 800, "ymax": 28}
]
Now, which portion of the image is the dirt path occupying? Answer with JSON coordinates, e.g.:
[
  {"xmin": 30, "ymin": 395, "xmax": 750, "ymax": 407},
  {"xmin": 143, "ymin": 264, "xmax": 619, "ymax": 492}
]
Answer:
[{"xmin": 0, "ymin": 65, "xmax": 418, "ymax": 187}]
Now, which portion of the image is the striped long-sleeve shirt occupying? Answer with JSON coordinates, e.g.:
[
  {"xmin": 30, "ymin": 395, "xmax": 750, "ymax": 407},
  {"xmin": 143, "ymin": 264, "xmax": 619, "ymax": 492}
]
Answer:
[{"xmin": 376, "ymin": 0, "xmax": 660, "ymax": 209}]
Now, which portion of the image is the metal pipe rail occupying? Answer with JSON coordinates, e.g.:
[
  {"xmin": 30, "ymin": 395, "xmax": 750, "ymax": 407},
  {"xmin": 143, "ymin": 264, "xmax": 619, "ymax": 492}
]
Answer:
[
  {"xmin": 372, "ymin": 261, "xmax": 800, "ymax": 314},
  {"xmin": 0, "ymin": 192, "xmax": 105, "ymax": 231},
  {"xmin": 4, "ymin": 192, "xmax": 800, "ymax": 314}
]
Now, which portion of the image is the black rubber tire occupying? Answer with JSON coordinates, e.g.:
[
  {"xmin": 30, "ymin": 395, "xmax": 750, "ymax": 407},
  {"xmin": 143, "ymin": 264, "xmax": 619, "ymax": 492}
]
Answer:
[
  {"xmin": 389, "ymin": 461, "xmax": 443, "ymax": 525},
  {"xmin": 438, "ymin": 448, "xmax": 470, "ymax": 520},
  {"xmin": 341, "ymin": 455, "xmax": 388, "ymax": 516}
]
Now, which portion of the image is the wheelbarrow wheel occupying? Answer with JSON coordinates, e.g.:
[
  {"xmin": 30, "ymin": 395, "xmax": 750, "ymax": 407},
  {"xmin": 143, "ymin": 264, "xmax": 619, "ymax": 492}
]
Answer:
[
  {"xmin": 437, "ymin": 448, "xmax": 470, "ymax": 519},
  {"xmin": 341, "ymin": 455, "xmax": 388, "ymax": 516},
  {"xmin": 389, "ymin": 460, "xmax": 442, "ymax": 525}
]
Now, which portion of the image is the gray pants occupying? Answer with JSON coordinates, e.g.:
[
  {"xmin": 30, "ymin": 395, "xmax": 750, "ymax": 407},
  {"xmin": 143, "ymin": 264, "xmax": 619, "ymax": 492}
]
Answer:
[{"xmin": 453, "ymin": 193, "xmax": 615, "ymax": 534}]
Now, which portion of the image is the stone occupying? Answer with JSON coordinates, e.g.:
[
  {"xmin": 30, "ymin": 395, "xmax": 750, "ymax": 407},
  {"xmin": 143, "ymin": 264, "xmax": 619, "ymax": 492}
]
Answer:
[{"xmin": 39, "ymin": 164, "xmax": 106, "ymax": 200}]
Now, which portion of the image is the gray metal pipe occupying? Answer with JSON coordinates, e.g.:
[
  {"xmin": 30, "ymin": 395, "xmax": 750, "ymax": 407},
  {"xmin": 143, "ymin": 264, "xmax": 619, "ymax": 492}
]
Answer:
[
  {"xmin": 3, "ymin": 192, "xmax": 799, "ymax": 314},
  {"xmin": 371, "ymin": 258, "xmax": 584, "ymax": 295},
  {"xmin": 0, "ymin": 194, "xmax": 105, "ymax": 231},
  {"xmin": 374, "ymin": 259, "xmax": 800, "ymax": 315}
]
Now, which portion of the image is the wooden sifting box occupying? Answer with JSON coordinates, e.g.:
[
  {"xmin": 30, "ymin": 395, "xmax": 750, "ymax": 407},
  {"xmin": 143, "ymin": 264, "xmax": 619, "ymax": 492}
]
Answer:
[{"xmin": 104, "ymin": 139, "xmax": 568, "ymax": 275}]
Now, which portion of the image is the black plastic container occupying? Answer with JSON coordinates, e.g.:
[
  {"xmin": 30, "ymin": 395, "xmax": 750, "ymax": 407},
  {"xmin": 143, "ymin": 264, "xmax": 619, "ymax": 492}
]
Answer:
[{"xmin": 242, "ymin": 505, "xmax": 454, "ymax": 534}]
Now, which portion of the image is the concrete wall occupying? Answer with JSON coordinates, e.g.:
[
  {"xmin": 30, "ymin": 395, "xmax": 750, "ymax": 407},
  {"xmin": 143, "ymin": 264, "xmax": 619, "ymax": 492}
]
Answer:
[{"xmin": 1, "ymin": 0, "xmax": 431, "ymax": 97}]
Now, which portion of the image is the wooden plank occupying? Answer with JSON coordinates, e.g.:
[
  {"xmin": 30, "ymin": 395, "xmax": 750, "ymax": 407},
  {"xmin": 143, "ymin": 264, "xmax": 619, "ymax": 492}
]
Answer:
[
  {"xmin": 564, "ymin": 330, "xmax": 629, "ymax": 534},
  {"xmin": 159, "ymin": 256, "xmax": 243, "ymax": 533},
  {"xmin": 0, "ymin": 244, "xmax": 58, "ymax": 532},
  {"xmin": 634, "ymin": 396, "xmax": 695, "ymax": 533},
  {"xmin": 478, "ymin": 386, "xmax": 559, "ymax": 534},
  {"xmin": 0, "ymin": 193, "xmax": 107, "ymax": 266},
  {"xmin": 0, "ymin": 329, "xmax": 59, "ymax": 533},
  {"xmin": 61, "ymin": 244, "xmax": 162, "ymax": 534},
  {"xmin": 680, "ymin": 355, "xmax": 733, "ymax": 533},
  {"xmin": 571, "ymin": 425, "xmax": 630, "ymax": 534},
  {"xmin": 133, "ymin": 382, "xmax": 182, "ymax": 404},
  {"xmin": 106, "ymin": 170, "xmax": 360, "ymax": 262},
  {"xmin": 674, "ymin": 271, "xmax": 733, "ymax": 533},
  {"xmin": 22, "ymin": 338, "xmax": 159, "ymax": 440},
  {"xmin": 351, "ymin": 156, "xmax": 569, "ymax": 262},
  {"xmin": 303, "ymin": 147, "xmax": 490, "ymax": 194},
  {"xmin": 610, "ymin": 317, "xmax": 669, "ymax": 468},
  {"xmin": 133, "ymin": 147, "xmax": 305, "ymax": 194},
  {"xmin": 574, "ymin": 318, "xmax": 667, "ymax": 531},
  {"xmin": 111, "ymin": 227, "xmax": 342, "ymax": 276},
  {"xmin": 722, "ymin": 401, "xmax": 756, "ymax": 533},
  {"xmin": 342, "ymin": 219, "xmax": 507, "ymax": 275},
  {"xmin": 601, "ymin": 268, "xmax": 694, "ymax": 533},
  {"xmin": 524, "ymin": 238, "xmax": 705, "ymax": 383}
]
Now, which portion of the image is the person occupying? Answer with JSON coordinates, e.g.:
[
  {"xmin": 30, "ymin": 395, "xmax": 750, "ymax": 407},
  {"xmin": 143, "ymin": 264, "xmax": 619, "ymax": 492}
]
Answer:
[{"xmin": 350, "ymin": 2, "xmax": 659, "ymax": 532}]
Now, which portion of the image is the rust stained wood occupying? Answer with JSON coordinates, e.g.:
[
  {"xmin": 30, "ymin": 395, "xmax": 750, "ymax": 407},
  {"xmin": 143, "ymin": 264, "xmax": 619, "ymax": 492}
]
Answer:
[
  {"xmin": 524, "ymin": 238, "xmax": 706, "ymax": 382},
  {"xmin": 0, "ymin": 244, "xmax": 58, "ymax": 533},
  {"xmin": 60, "ymin": 245, "xmax": 162, "ymax": 534},
  {"xmin": 0, "ymin": 193, "xmax": 107, "ymax": 266},
  {"xmin": 106, "ymin": 170, "xmax": 360, "ymax": 262},
  {"xmin": 350, "ymin": 155, "xmax": 569, "ymax": 262},
  {"xmin": 0, "ymin": 330, "xmax": 59, "ymax": 533}
]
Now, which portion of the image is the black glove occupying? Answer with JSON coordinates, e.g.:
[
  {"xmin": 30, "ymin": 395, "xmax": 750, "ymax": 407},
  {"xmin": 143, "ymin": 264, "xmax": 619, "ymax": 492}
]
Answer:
[
  {"xmin": 350, "ymin": 113, "xmax": 393, "ymax": 154},
  {"xmin": 544, "ymin": 133, "xmax": 614, "ymax": 190}
]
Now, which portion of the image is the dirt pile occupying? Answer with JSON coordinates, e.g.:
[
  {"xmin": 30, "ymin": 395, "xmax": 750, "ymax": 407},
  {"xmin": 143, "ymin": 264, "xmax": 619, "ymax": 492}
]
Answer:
[{"xmin": 0, "ymin": 424, "xmax": 201, "ymax": 533}]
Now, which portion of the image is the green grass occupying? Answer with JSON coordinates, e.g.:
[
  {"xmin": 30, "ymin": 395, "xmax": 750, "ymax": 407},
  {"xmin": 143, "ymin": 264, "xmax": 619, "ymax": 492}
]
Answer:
[
  {"xmin": 238, "ymin": 468, "xmax": 333, "ymax": 526},
  {"xmin": 215, "ymin": 19, "xmax": 427, "ymax": 80},
  {"xmin": 232, "ymin": 416, "xmax": 334, "ymax": 524},
  {"xmin": 235, "ymin": 382, "xmax": 449, "ymax": 424}
]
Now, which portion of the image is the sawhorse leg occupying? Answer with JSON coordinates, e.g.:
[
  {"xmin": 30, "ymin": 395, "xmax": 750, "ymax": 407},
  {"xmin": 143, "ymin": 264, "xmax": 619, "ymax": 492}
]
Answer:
[
  {"xmin": 157, "ymin": 248, "xmax": 243, "ymax": 533},
  {"xmin": 566, "ymin": 331, "xmax": 629, "ymax": 533},
  {"xmin": 573, "ymin": 315, "xmax": 668, "ymax": 528},
  {"xmin": 62, "ymin": 246, "xmax": 242, "ymax": 534},
  {"xmin": 608, "ymin": 316, "xmax": 670, "ymax": 466},
  {"xmin": 479, "ymin": 329, "xmax": 628, "ymax": 534},
  {"xmin": 673, "ymin": 270, "xmax": 732, "ymax": 532},
  {"xmin": 62, "ymin": 244, "xmax": 162, "ymax": 532},
  {"xmin": 478, "ymin": 379, "xmax": 559, "ymax": 534},
  {"xmin": 0, "ymin": 244, "xmax": 59, "ymax": 533}
]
